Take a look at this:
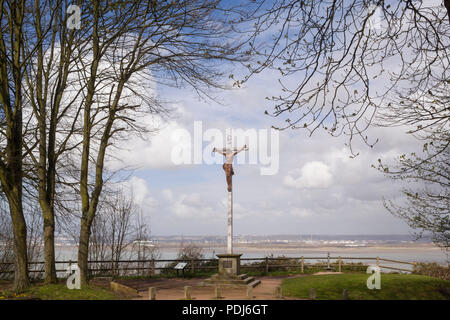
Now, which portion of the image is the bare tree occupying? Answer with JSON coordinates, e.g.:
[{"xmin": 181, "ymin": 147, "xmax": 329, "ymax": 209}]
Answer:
[
  {"xmin": 89, "ymin": 187, "xmax": 136, "ymax": 277},
  {"xmin": 243, "ymin": 1, "xmax": 449, "ymax": 248},
  {"xmin": 379, "ymin": 130, "xmax": 449, "ymax": 251},
  {"xmin": 160, "ymin": 242, "xmax": 204, "ymax": 275},
  {"xmin": 1, "ymin": 0, "xmax": 89, "ymax": 290},
  {"xmin": 71, "ymin": 0, "xmax": 252, "ymax": 285},
  {"xmin": 0, "ymin": 0, "xmax": 33, "ymax": 290},
  {"xmin": 111, "ymin": 192, "xmax": 137, "ymax": 273},
  {"xmin": 177, "ymin": 243, "xmax": 204, "ymax": 261},
  {"xmin": 88, "ymin": 204, "xmax": 109, "ymax": 270},
  {"xmin": 21, "ymin": 0, "xmax": 89, "ymax": 284},
  {"xmin": 244, "ymin": 0, "xmax": 449, "ymax": 154},
  {"xmin": 131, "ymin": 208, "xmax": 159, "ymax": 276},
  {"xmin": 0, "ymin": 196, "xmax": 43, "ymax": 280},
  {"xmin": 1, "ymin": 0, "xmax": 256, "ymax": 288},
  {"xmin": 0, "ymin": 199, "xmax": 14, "ymax": 278},
  {"xmin": 87, "ymin": 186, "xmax": 160, "ymax": 278}
]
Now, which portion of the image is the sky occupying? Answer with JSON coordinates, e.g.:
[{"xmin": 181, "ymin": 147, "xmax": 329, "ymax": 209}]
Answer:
[
  {"xmin": 96, "ymin": 0, "xmax": 448, "ymax": 237},
  {"xmin": 103, "ymin": 63, "xmax": 425, "ymax": 237}
]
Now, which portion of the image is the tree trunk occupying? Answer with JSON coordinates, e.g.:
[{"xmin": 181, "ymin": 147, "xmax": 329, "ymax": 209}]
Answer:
[
  {"xmin": 444, "ymin": 0, "xmax": 450, "ymax": 24},
  {"xmin": 78, "ymin": 221, "xmax": 91, "ymax": 286},
  {"xmin": 4, "ymin": 69, "xmax": 30, "ymax": 292},
  {"xmin": 8, "ymin": 191, "xmax": 30, "ymax": 292},
  {"xmin": 38, "ymin": 128, "xmax": 57, "ymax": 284},
  {"xmin": 0, "ymin": 0, "xmax": 37, "ymax": 292},
  {"xmin": 43, "ymin": 208, "xmax": 57, "ymax": 283}
]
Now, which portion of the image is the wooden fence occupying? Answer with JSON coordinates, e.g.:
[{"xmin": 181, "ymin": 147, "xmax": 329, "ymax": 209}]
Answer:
[{"xmin": 0, "ymin": 255, "xmax": 417, "ymax": 279}]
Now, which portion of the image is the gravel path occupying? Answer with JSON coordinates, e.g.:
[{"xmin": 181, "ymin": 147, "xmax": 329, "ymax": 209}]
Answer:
[{"xmin": 117, "ymin": 275, "xmax": 307, "ymax": 300}]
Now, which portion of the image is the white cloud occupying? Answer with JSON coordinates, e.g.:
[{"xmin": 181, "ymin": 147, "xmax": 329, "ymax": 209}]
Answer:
[
  {"xmin": 168, "ymin": 191, "xmax": 222, "ymax": 220},
  {"xmin": 283, "ymin": 161, "xmax": 333, "ymax": 189},
  {"xmin": 162, "ymin": 189, "xmax": 174, "ymax": 201},
  {"xmin": 290, "ymin": 208, "xmax": 313, "ymax": 217},
  {"xmin": 120, "ymin": 176, "xmax": 157, "ymax": 209},
  {"xmin": 103, "ymin": 65, "xmax": 425, "ymax": 236},
  {"xmin": 107, "ymin": 104, "xmax": 192, "ymax": 170}
]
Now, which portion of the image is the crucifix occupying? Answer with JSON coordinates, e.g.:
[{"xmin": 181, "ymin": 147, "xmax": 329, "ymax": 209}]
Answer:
[{"xmin": 213, "ymin": 129, "xmax": 248, "ymax": 254}]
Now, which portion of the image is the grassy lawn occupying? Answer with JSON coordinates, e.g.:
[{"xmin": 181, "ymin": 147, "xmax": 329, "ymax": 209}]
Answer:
[
  {"xmin": 282, "ymin": 273, "xmax": 450, "ymax": 300},
  {"xmin": 0, "ymin": 281, "xmax": 123, "ymax": 300}
]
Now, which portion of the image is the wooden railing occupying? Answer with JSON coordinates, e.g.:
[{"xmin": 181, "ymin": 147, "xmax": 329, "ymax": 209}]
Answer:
[{"xmin": 0, "ymin": 255, "xmax": 418, "ymax": 278}]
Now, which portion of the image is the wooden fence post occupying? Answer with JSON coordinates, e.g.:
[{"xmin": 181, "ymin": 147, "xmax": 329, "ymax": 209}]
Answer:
[
  {"xmin": 191, "ymin": 259, "xmax": 195, "ymax": 274},
  {"xmin": 309, "ymin": 288, "xmax": 316, "ymax": 299},
  {"xmin": 247, "ymin": 285, "xmax": 253, "ymax": 299},
  {"xmin": 265, "ymin": 257, "xmax": 269, "ymax": 273},
  {"xmin": 149, "ymin": 287, "xmax": 156, "ymax": 300},
  {"xmin": 376, "ymin": 256, "xmax": 380, "ymax": 267},
  {"xmin": 342, "ymin": 289, "xmax": 348, "ymax": 300},
  {"xmin": 151, "ymin": 259, "xmax": 155, "ymax": 276},
  {"xmin": 111, "ymin": 257, "xmax": 114, "ymax": 277},
  {"xmin": 215, "ymin": 285, "xmax": 222, "ymax": 299},
  {"xmin": 338, "ymin": 256, "xmax": 342, "ymax": 272},
  {"xmin": 274, "ymin": 286, "xmax": 282, "ymax": 299},
  {"xmin": 301, "ymin": 256, "xmax": 304, "ymax": 273},
  {"xmin": 184, "ymin": 286, "xmax": 191, "ymax": 300}
]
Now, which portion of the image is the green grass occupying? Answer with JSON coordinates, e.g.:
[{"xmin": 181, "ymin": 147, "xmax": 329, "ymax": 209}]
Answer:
[
  {"xmin": 282, "ymin": 273, "xmax": 450, "ymax": 300},
  {"xmin": 241, "ymin": 266, "xmax": 367, "ymax": 277},
  {"xmin": 0, "ymin": 282, "xmax": 122, "ymax": 300}
]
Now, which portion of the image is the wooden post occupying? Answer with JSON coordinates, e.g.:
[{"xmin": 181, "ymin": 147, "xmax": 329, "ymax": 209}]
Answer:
[
  {"xmin": 247, "ymin": 285, "xmax": 253, "ymax": 299},
  {"xmin": 184, "ymin": 286, "xmax": 191, "ymax": 300},
  {"xmin": 191, "ymin": 259, "xmax": 195, "ymax": 274},
  {"xmin": 265, "ymin": 257, "xmax": 269, "ymax": 273},
  {"xmin": 151, "ymin": 259, "xmax": 155, "ymax": 276},
  {"xmin": 338, "ymin": 256, "xmax": 342, "ymax": 273},
  {"xmin": 309, "ymin": 288, "xmax": 316, "ymax": 300},
  {"xmin": 215, "ymin": 285, "xmax": 222, "ymax": 299},
  {"xmin": 301, "ymin": 256, "xmax": 304, "ymax": 273},
  {"xmin": 376, "ymin": 256, "xmax": 380, "ymax": 267},
  {"xmin": 342, "ymin": 289, "xmax": 348, "ymax": 300},
  {"xmin": 137, "ymin": 245, "xmax": 141, "ymax": 276},
  {"xmin": 274, "ymin": 286, "xmax": 282, "ymax": 299},
  {"xmin": 149, "ymin": 287, "xmax": 156, "ymax": 300},
  {"xmin": 326, "ymin": 252, "xmax": 331, "ymax": 270},
  {"xmin": 111, "ymin": 259, "xmax": 114, "ymax": 277}
]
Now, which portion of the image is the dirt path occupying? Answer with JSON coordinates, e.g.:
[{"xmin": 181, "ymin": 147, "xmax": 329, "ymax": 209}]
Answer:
[{"xmin": 118, "ymin": 275, "xmax": 306, "ymax": 300}]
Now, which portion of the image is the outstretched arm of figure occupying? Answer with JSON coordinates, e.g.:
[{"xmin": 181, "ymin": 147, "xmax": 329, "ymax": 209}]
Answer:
[
  {"xmin": 212, "ymin": 147, "xmax": 226, "ymax": 156},
  {"xmin": 233, "ymin": 144, "xmax": 248, "ymax": 156}
]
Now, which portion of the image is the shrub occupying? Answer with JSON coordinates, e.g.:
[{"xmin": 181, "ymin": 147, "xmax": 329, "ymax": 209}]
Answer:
[
  {"xmin": 160, "ymin": 244, "xmax": 216, "ymax": 276},
  {"xmin": 413, "ymin": 262, "xmax": 450, "ymax": 281}
]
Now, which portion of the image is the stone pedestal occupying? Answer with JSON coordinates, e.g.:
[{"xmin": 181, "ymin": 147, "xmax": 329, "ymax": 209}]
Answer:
[
  {"xmin": 202, "ymin": 253, "xmax": 260, "ymax": 288},
  {"xmin": 217, "ymin": 253, "xmax": 242, "ymax": 277}
]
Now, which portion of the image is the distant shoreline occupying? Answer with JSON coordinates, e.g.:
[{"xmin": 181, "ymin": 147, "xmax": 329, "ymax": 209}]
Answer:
[
  {"xmin": 48, "ymin": 242, "xmax": 448, "ymax": 264},
  {"xmin": 156, "ymin": 241, "xmax": 442, "ymax": 251},
  {"xmin": 53, "ymin": 241, "xmax": 445, "ymax": 254}
]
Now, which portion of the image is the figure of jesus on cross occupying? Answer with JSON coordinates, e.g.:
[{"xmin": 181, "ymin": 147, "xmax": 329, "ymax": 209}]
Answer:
[
  {"xmin": 213, "ymin": 131, "xmax": 248, "ymax": 192},
  {"xmin": 212, "ymin": 129, "xmax": 248, "ymax": 254}
]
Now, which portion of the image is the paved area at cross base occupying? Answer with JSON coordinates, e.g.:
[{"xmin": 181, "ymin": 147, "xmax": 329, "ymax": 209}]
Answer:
[{"xmin": 114, "ymin": 275, "xmax": 306, "ymax": 300}]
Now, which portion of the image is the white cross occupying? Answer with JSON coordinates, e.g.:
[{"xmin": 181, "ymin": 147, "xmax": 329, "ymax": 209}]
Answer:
[{"xmin": 212, "ymin": 129, "xmax": 248, "ymax": 254}]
